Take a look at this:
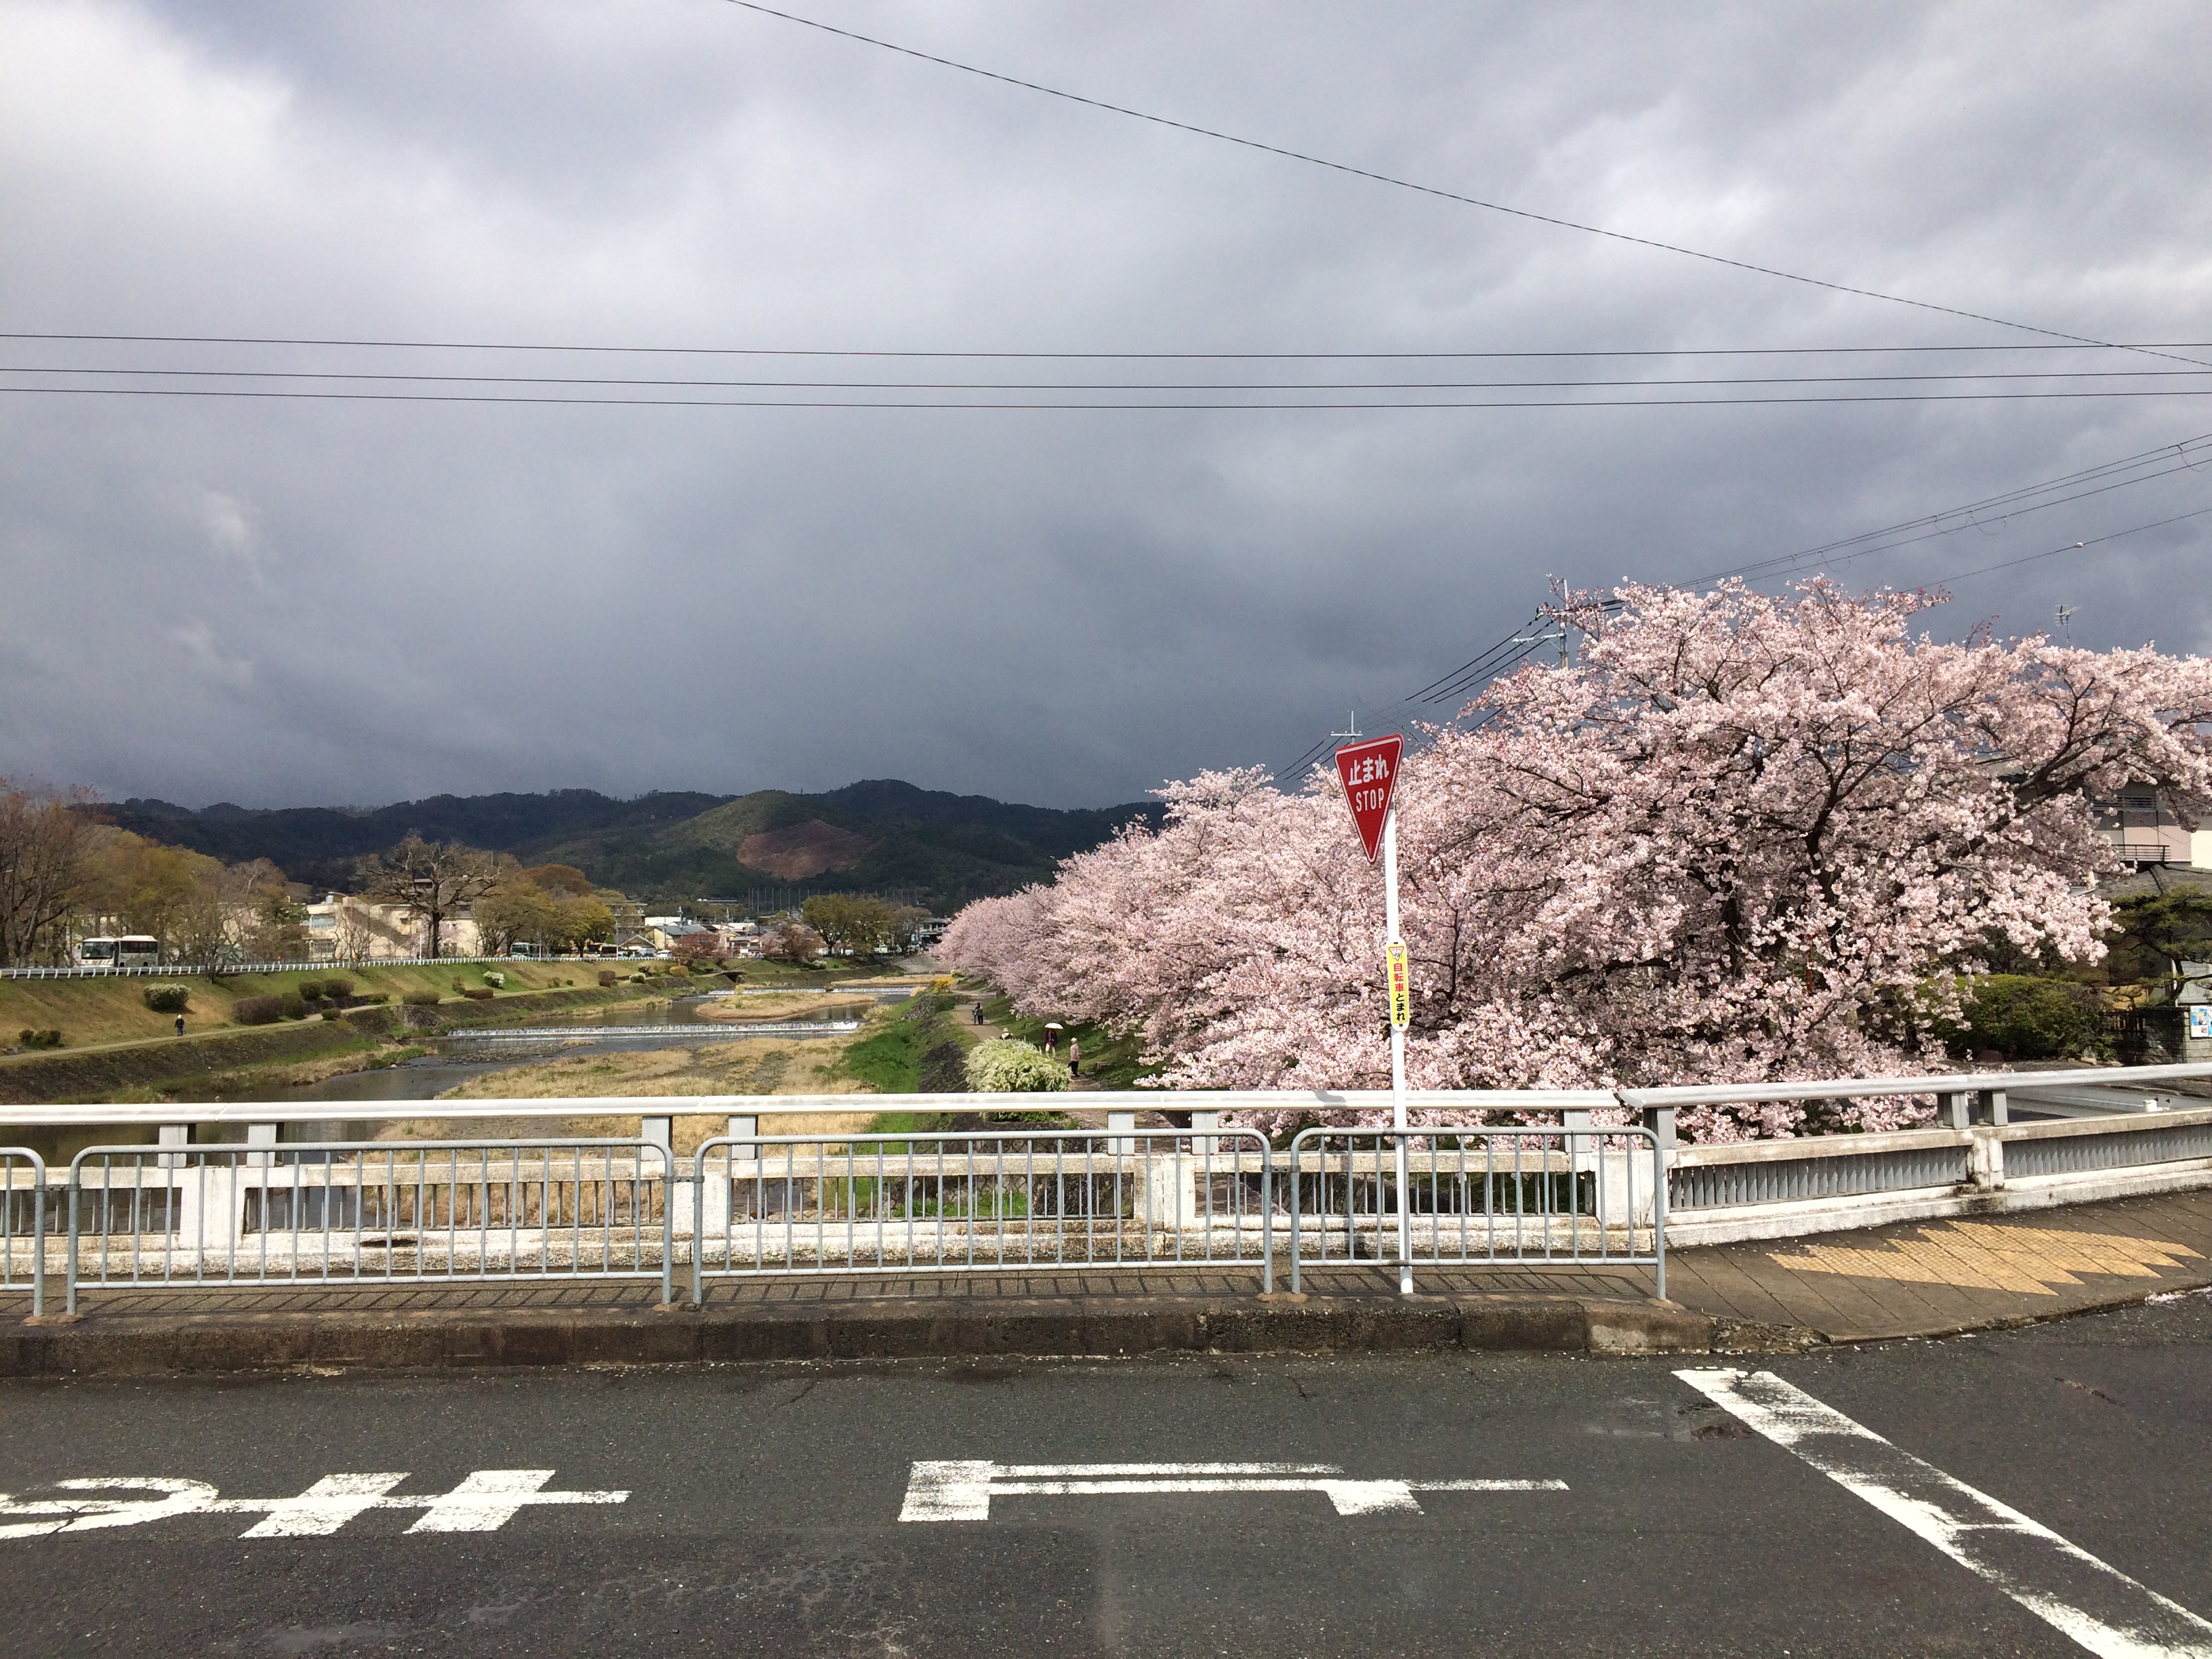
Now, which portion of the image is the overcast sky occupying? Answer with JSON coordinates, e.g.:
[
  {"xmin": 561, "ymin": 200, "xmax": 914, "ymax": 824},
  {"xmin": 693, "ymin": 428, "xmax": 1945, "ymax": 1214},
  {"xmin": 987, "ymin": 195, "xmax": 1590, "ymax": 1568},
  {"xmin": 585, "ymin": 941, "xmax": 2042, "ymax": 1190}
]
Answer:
[{"xmin": 4, "ymin": 0, "xmax": 2209, "ymax": 811}]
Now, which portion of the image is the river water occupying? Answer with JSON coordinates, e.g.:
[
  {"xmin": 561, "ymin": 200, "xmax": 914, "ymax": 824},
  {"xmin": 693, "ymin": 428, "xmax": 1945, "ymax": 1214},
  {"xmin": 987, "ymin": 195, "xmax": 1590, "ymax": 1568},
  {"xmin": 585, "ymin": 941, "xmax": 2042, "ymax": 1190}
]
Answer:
[{"xmin": 275, "ymin": 988, "xmax": 909, "ymax": 1107}]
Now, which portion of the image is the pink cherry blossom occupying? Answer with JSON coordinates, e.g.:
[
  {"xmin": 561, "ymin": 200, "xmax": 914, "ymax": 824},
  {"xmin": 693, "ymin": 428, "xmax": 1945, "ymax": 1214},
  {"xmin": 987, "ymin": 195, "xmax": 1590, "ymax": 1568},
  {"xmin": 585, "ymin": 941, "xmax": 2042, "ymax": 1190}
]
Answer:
[{"xmin": 939, "ymin": 581, "xmax": 2212, "ymax": 1140}]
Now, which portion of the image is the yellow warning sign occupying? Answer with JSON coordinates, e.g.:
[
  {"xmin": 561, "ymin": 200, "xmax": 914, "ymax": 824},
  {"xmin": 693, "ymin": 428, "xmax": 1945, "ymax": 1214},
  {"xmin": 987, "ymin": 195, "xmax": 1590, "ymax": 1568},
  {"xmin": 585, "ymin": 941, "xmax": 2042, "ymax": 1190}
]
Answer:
[{"xmin": 1385, "ymin": 941, "xmax": 1410, "ymax": 1029}]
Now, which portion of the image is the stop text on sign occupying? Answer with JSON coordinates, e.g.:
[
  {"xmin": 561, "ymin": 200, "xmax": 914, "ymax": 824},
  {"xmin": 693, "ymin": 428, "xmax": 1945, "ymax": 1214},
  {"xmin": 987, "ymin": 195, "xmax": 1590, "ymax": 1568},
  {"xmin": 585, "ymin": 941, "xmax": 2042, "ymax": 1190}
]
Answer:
[{"xmin": 1333, "ymin": 734, "xmax": 1405, "ymax": 863}]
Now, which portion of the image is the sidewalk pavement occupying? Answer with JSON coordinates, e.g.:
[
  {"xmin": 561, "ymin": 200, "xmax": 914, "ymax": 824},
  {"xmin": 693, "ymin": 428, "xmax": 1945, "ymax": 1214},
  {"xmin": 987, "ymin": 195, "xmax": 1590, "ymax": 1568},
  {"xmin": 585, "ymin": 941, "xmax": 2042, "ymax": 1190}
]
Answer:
[
  {"xmin": 1668, "ymin": 1185, "xmax": 2212, "ymax": 1342},
  {"xmin": 6, "ymin": 1189, "xmax": 2209, "ymax": 1378}
]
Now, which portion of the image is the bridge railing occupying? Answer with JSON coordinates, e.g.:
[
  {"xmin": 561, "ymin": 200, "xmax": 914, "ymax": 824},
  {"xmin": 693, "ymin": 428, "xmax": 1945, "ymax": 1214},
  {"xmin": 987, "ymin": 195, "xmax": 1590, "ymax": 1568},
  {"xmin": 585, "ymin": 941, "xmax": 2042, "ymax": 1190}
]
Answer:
[
  {"xmin": 62, "ymin": 1139, "xmax": 673, "ymax": 1314},
  {"xmin": 687, "ymin": 1126, "xmax": 1275, "ymax": 1299},
  {"xmin": 5, "ymin": 1062, "xmax": 2212, "ymax": 1309},
  {"xmin": 1, "ymin": 1148, "xmax": 46, "ymax": 1317}
]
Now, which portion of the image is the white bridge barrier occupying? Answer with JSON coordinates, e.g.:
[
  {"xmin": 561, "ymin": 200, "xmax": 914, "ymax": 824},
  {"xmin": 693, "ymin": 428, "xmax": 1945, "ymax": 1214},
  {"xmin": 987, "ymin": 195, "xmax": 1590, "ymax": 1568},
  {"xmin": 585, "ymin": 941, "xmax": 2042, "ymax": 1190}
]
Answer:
[{"xmin": 3, "ymin": 1062, "xmax": 2210, "ymax": 1311}]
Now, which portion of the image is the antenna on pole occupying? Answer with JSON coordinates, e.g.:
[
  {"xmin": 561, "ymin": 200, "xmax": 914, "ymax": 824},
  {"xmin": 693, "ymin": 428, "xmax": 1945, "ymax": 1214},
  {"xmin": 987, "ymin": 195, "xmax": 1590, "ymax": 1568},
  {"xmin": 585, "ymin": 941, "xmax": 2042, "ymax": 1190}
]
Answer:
[
  {"xmin": 2055, "ymin": 603, "xmax": 2078, "ymax": 638},
  {"xmin": 1330, "ymin": 711, "xmax": 1362, "ymax": 741}
]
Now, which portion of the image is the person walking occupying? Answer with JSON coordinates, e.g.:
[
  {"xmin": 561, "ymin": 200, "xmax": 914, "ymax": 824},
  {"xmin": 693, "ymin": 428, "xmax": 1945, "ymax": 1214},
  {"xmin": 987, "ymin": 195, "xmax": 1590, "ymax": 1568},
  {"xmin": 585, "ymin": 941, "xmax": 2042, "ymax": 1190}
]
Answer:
[
  {"xmin": 175, "ymin": 1015, "xmax": 186, "ymax": 1038},
  {"xmin": 1068, "ymin": 1036, "xmax": 1080, "ymax": 1079}
]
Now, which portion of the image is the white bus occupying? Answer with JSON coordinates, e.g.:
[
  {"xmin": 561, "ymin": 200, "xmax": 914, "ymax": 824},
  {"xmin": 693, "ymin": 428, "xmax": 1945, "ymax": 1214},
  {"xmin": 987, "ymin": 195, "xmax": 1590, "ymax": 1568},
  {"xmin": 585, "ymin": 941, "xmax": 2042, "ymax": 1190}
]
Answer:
[{"xmin": 77, "ymin": 935, "xmax": 161, "ymax": 968}]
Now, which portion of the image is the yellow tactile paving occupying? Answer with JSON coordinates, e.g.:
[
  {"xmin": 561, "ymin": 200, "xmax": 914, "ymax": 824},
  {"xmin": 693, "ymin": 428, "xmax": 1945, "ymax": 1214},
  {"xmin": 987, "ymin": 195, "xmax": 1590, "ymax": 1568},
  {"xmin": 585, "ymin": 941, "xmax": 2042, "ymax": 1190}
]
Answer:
[{"xmin": 1771, "ymin": 1221, "xmax": 2203, "ymax": 1296}]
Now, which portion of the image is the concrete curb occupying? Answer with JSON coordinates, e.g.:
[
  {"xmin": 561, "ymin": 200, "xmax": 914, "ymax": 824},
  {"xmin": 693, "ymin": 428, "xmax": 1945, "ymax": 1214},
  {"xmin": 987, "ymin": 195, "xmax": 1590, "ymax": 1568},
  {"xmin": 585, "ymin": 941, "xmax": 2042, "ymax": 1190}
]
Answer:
[{"xmin": 0, "ymin": 1294, "xmax": 1719, "ymax": 1377}]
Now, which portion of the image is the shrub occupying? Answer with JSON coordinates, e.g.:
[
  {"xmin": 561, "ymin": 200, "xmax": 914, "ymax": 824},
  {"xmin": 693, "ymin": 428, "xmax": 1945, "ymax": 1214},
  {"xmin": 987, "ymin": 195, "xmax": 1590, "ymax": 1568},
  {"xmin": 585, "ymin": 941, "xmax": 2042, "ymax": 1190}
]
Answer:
[
  {"xmin": 298, "ymin": 979, "xmax": 327, "ymax": 1002},
  {"xmin": 321, "ymin": 1007, "xmax": 346, "ymax": 1021},
  {"xmin": 143, "ymin": 985, "xmax": 191, "ymax": 1014},
  {"xmin": 483, "ymin": 971, "xmax": 506, "ymax": 988},
  {"xmin": 1948, "ymin": 975, "xmax": 2108, "ymax": 1061},
  {"xmin": 598, "ymin": 970, "xmax": 617, "ymax": 987},
  {"xmin": 279, "ymin": 994, "xmax": 309, "ymax": 1021},
  {"xmin": 964, "ymin": 1040, "xmax": 1070, "ymax": 1093},
  {"xmin": 321, "ymin": 977, "xmax": 354, "ymax": 1001},
  {"xmin": 233, "ymin": 995, "xmax": 285, "ymax": 1025},
  {"xmin": 353, "ymin": 991, "xmax": 388, "ymax": 1005},
  {"xmin": 403, "ymin": 990, "xmax": 443, "ymax": 1008},
  {"xmin": 462, "ymin": 987, "xmax": 494, "ymax": 1000}
]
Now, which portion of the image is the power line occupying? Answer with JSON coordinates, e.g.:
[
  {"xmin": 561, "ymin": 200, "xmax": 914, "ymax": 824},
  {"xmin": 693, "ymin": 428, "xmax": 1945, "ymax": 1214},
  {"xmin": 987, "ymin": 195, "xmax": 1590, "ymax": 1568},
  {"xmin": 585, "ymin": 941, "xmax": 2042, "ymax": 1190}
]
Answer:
[
  {"xmin": 8, "ymin": 384, "xmax": 2212, "ymax": 412},
  {"xmin": 1682, "ymin": 432, "xmax": 2212, "ymax": 588},
  {"xmin": 7, "ymin": 365, "xmax": 2209, "ymax": 393},
  {"xmin": 718, "ymin": 1, "xmax": 2212, "ymax": 375},
  {"xmin": 8, "ymin": 329, "xmax": 2212, "ymax": 360},
  {"xmin": 1282, "ymin": 430, "xmax": 2212, "ymax": 769},
  {"xmin": 1924, "ymin": 503, "xmax": 2212, "ymax": 589}
]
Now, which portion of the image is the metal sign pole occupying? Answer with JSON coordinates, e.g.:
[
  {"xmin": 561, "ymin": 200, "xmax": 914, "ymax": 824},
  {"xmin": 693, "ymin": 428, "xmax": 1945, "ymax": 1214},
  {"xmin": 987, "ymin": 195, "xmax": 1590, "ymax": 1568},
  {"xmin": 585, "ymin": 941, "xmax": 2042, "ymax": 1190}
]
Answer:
[
  {"xmin": 1332, "ymin": 725, "xmax": 1413, "ymax": 1295},
  {"xmin": 1381, "ymin": 808, "xmax": 1412, "ymax": 1296}
]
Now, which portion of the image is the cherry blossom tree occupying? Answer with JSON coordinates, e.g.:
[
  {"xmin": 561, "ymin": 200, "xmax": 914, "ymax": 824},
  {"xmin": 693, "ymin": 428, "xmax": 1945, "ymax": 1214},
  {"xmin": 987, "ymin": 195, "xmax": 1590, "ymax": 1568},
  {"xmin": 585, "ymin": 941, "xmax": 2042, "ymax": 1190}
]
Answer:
[{"xmin": 939, "ymin": 581, "xmax": 2212, "ymax": 1139}]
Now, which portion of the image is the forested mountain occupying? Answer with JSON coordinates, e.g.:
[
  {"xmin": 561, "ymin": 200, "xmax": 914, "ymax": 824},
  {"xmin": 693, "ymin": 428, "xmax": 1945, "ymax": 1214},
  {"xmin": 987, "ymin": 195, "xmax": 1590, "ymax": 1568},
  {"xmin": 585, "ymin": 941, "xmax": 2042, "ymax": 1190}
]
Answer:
[{"xmin": 99, "ymin": 781, "xmax": 1158, "ymax": 910}]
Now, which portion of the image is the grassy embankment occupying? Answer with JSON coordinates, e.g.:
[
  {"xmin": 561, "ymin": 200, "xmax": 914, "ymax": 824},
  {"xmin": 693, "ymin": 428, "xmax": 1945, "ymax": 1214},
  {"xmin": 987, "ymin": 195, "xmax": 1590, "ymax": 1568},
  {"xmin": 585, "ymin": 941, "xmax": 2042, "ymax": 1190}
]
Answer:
[
  {"xmin": 976, "ymin": 991, "xmax": 1155, "ymax": 1088},
  {"xmin": 0, "ymin": 960, "xmax": 681, "ymax": 1105},
  {"xmin": 0, "ymin": 958, "xmax": 607, "ymax": 1050}
]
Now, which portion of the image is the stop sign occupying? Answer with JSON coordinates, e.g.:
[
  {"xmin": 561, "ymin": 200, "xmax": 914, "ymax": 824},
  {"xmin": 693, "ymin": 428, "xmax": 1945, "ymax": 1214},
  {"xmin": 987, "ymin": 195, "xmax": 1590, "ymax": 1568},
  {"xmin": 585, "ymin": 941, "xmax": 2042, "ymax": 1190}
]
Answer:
[{"xmin": 1333, "ymin": 734, "xmax": 1404, "ymax": 862}]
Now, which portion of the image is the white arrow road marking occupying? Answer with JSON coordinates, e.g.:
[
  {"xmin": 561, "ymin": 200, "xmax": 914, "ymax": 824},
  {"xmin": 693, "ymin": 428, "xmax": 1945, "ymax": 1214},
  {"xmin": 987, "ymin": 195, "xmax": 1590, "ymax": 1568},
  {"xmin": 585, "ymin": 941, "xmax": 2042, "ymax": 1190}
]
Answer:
[
  {"xmin": 0, "ymin": 1478, "xmax": 219, "ymax": 1538},
  {"xmin": 898, "ymin": 1460, "xmax": 1565, "ymax": 1521},
  {"xmin": 1679, "ymin": 1368, "xmax": 2212, "ymax": 1659},
  {"xmin": 0, "ymin": 1471, "xmax": 627, "ymax": 1539}
]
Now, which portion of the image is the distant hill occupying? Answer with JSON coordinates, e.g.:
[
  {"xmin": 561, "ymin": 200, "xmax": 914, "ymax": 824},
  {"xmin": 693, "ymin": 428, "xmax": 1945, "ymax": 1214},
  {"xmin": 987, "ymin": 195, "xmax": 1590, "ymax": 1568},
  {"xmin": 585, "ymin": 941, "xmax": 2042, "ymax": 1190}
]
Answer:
[{"xmin": 98, "ymin": 781, "xmax": 1160, "ymax": 910}]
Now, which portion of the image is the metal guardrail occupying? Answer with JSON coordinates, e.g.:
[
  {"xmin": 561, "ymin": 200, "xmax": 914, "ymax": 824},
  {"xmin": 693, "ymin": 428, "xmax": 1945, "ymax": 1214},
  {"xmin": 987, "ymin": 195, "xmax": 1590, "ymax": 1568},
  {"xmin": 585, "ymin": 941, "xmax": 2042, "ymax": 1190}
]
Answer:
[
  {"xmin": 1668, "ymin": 1143, "xmax": 1972, "ymax": 1211},
  {"xmin": 0, "ymin": 1086, "xmax": 1624, "ymax": 1130},
  {"xmin": 1618, "ymin": 1061, "xmax": 2212, "ymax": 1112},
  {"xmin": 2, "ymin": 1148, "xmax": 45, "ymax": 1317},
  {"xmin": 8, "ymin": 1062, "xmax": 2212, "ymax": 1309},
  {"xmin": 687, "ymin": 1127, "xmax": 1275, "ymax": 1298},
  {"xmin": 1655, "ymin": 1075, "xmax": 2212, "ymax": 1203},
  {"xmin": 62, "ymin": 1139, "xmax": 672, "ymax": 1314},
  {"xmin": 2004, "ymin": 1115, "xmax": 2212, "ymax": 1179},
  {"xmin": 1286, "ymin": 1126, "xmax": 1665, "ymax": 1297}
]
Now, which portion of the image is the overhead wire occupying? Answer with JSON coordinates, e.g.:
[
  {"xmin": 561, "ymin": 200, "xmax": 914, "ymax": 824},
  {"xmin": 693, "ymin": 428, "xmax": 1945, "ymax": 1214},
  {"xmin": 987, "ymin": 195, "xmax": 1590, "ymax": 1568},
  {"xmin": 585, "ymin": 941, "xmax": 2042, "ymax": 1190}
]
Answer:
[
  {"xmin": 716, "ymin": 1, "xmax": 2212, "ymax": 375},
  {"xmin": 1921, "ymin": 502, "xmax": 2212, "ymax": 590},
  {"xmin": 7, "ymin": 384, "xmax": 2212, "ymax": 412},
  {"xmin": 1282, "ymin": 431, "xmax": 2212, "ymax": 770},
  {"xmin": 8, "ymin": 330, "xmax": 2212, "ymax": 359},
  {"xmin": 6, "ymin": 363, "xmax": 2211, "ymax": 394}
]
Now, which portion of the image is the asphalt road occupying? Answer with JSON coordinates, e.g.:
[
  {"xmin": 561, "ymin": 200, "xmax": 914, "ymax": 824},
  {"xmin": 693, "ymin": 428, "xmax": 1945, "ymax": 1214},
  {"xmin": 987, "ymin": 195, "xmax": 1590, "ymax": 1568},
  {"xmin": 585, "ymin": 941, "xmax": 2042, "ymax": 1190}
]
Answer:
[{"xmin": 6, "ymin": 1292, "xmax": 2212, "ymax": 1658}]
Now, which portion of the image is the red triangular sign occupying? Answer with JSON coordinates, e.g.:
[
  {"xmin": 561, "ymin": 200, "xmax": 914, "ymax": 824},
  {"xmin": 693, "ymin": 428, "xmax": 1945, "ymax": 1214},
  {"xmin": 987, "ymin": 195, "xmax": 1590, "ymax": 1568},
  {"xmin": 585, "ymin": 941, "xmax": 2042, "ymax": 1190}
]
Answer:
[{"xmin": 1333, "ymin": 734, "xmax": 1404, "ymax": 862}]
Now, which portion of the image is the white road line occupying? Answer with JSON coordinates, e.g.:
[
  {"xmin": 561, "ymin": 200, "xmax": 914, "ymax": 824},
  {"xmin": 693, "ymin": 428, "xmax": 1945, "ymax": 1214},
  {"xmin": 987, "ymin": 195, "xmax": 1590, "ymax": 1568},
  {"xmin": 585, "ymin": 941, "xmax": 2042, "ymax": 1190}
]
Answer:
[
  {"xmin": 0, "ymin": 1478, "xmax": 219, "ymax": 1538},
  {"xmin": 0, "ymin": 1471, "xmax": 628, "ymax": 1540},
  {"xmin": 1679, "ymin": 1368, "xmax": 2212, "ymax": 1659},
  {"xmin": 402, "ymin": 1469, "xmax": 627, "ymax": 1533},
  {"xmin": 233, "ymin": 1473, "xmax": 409, "ymax": 1538},
  {"xmin": 899, "ymin": 1460, "xmax": 1567, "ymax": 1521}
]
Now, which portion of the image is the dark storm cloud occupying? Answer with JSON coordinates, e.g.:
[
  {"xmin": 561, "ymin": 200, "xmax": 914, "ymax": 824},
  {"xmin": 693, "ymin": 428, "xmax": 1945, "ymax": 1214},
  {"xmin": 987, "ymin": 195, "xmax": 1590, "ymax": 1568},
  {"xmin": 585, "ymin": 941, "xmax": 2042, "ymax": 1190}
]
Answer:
[{"xmin": 3, "ymin": 0, "xmax": 2209, "ymax": 809}]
